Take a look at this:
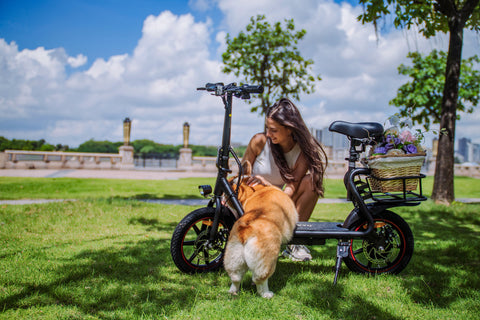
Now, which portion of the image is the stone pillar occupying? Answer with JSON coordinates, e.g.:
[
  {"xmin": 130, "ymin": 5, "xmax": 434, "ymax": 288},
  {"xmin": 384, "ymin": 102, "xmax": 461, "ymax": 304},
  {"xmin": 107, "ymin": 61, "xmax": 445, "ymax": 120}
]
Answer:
[
  {"xmin": 119, "ymin": 117, "xmax": 134, "ymax": 169},
  {"xmin": 178, "ymin": 148, "xmax": 193, "ymax": 170},
  {"xmin": 119, "ymin": 145, "xmax": 135, "ymax": 169},
  {"xmin": 178, "ymin": 122, "xmax": 193, "ymax": 170},
  {"xmin": 0, "ymin": 152, "xmax": 7, "ymax": 169}
]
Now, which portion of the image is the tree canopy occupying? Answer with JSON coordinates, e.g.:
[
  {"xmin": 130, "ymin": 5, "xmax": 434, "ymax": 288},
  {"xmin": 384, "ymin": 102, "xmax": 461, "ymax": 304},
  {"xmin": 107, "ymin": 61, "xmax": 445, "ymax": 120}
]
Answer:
[
  {"xmin": 222, "ymin": 14, "xmax": 321, "ymax": 116},
  {"xmin": 358, "ymin": 0, "xmax": 479, "ymax": 38},
  {"xmin": 390, "ymin": 50, "xmax": 480, "ymax": 131},
  {"xmin": 0, "ymin": 137, "xmax": 56, "ymax": 152}
]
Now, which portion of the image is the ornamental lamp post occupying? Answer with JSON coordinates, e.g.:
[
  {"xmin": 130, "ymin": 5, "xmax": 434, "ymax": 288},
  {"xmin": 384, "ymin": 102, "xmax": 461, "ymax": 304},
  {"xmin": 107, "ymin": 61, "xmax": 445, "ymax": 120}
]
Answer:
[
  {"xmin": 123, "ymin": 117, "xmax": 132, "ymax": 146},
  {"xmin": 179, "ymin": 121, "xmax": 192, "ymax": 169},
  {"xmin": 183, "ymin": 122, "xmax": 190, "ymax": 148}
]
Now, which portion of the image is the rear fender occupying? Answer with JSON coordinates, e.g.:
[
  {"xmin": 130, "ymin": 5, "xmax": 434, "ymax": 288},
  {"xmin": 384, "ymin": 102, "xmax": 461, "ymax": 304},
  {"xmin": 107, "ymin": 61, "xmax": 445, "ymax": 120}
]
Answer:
[{"xmin": 342, "ymin": 208, "xmax": 361, "ymax": 229}]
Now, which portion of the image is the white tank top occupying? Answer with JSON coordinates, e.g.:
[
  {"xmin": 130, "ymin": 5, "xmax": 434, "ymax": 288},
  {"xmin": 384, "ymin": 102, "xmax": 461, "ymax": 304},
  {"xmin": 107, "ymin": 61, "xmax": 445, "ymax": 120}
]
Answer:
[{"xmin": 252, "ymin": 141, "xmax": 301, "ymax": 188}]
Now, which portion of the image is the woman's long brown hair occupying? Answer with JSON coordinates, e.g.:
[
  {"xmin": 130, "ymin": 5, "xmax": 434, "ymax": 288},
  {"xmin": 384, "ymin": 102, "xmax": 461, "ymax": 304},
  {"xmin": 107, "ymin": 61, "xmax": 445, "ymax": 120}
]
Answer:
[{"xmin": 266, "ymin": 98, "xmax": 328, "ymax": 196}]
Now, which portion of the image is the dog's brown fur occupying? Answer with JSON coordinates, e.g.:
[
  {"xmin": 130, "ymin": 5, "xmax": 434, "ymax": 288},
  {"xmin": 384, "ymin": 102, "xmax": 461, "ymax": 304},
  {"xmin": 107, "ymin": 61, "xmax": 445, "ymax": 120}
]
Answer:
[{"xmin": 224, "ymin": 162, "xmax": 298, "ymax": 298}]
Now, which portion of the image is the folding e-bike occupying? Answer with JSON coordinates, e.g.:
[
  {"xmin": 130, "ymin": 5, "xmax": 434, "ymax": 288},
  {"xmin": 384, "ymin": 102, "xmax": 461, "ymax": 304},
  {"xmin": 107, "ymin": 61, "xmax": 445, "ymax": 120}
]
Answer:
[{"xmin": 170, "ymin": 82, "xmax": 426, "ymax": 284}]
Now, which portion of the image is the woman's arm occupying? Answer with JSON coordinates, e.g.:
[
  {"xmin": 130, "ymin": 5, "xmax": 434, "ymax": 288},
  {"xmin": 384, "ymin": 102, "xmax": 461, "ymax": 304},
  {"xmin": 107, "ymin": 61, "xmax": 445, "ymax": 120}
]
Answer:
[
  {"xmin": 242, "ymin": 133, "xmax": 270, "ymax": 186},
  {"xmin": 242, "ymin": 133, "xmax": 265, "ymax": 166},
  {"xmin": 283, "ymin": 152, "xmax": 309, "ymax": 197}
]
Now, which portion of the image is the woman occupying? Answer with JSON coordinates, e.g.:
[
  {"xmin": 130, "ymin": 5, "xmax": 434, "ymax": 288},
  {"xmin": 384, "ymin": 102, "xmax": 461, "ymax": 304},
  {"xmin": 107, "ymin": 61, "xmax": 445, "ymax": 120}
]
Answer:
[{"xmin": 242, "ymin": 98, "xmax": 328, "ymax": 261}]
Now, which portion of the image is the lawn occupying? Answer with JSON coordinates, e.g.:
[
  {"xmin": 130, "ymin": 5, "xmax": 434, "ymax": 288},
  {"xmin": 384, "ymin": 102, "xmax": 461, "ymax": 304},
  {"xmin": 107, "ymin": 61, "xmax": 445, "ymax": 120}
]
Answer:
[{"xmin": 0, "ymin": 176, "xmax": 479, "ymax": 319}]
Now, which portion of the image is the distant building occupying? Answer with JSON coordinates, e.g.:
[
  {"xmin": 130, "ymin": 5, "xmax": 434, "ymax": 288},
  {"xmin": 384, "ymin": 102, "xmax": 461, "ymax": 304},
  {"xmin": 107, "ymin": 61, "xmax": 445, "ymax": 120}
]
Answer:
[
  {"xmin": 312, "ymin": 127, "xmax": 349, "ymax": 162},
  {"xmin": 473, "ymin": 143, "xmax": 480, "ymax": 164},
  {"xmin": 458, "ymin": 137, "xmax": 471, "ymax": 162}
]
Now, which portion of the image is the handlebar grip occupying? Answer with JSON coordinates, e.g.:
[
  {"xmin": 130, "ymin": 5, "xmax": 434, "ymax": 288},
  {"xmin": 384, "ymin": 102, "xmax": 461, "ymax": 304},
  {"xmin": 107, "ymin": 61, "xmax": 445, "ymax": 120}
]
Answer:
[
  {"xmin": 204, "ymin": 82, "xmax": 224, "ymax": 92},
  {"xmin": 241, "ymin": 85, "xmax": 263, "ymax": 94}
]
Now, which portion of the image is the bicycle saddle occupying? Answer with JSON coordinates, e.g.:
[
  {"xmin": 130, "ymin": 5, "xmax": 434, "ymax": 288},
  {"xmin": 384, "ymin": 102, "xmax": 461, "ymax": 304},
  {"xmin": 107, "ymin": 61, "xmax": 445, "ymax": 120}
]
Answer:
[{"xmin": 328, "ymin": 121, "xmax": 384, "ymax": 139}]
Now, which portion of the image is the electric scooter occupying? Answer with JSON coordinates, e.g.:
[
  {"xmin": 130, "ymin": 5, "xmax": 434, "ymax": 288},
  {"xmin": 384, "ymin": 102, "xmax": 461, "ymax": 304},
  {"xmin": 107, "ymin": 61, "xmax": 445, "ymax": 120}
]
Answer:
[{"xmin": 170, "ymin": 82, "xmax": 426, "ymax": 284}]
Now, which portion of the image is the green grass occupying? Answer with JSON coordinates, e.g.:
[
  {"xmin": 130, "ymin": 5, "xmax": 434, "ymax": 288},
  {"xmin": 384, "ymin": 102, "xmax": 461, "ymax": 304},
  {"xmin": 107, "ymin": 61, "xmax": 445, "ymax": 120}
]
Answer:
[
  {"xmin": 0, "ymin": 177, "xmax": 216, "ymax": 200},
  {"xmin": 0, "ymin": 176, "xmax": 479, "ymax": 319},
  {"xmin": 1, "ymin": 175, "xmax": 480, "ymax": 200}
]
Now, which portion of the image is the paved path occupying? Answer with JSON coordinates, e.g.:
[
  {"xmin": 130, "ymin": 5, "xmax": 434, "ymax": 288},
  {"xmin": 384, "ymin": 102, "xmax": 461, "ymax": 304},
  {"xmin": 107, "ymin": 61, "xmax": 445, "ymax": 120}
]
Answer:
[{"xmin": 0, "ymin": 168, "xmax": 217, "ymax": 180}]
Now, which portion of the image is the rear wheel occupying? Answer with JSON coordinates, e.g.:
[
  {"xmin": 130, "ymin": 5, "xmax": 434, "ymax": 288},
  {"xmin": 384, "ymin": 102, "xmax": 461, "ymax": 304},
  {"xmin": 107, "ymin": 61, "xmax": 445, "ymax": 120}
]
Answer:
[
  {"xmin": 344, "ymin": 210, "xmax": 414, "ymax": 275},
  {"xmin": 170, "ymin": 207, "xmax": 233, "ymax": 273}
]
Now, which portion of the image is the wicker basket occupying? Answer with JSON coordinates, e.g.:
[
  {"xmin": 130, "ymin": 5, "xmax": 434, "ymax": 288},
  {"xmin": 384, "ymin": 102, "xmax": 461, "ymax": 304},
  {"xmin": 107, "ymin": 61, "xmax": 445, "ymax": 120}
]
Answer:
[{"xmin": 367, "ymin": 153, "xmax": 426, "ymax": 192}]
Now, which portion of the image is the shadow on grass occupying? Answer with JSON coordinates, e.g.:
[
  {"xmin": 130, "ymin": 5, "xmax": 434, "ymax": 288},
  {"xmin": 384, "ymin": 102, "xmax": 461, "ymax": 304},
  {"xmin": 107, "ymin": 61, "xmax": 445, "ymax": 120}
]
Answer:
[
  {"xmin": 128, "ymin": 216, "xmax": 179, "ymax": 233},
  {"xmin": 400, "ymin": 203, "xmax": 480, "ymax": 307},
  {"xmin": 0, "ymin": 238, "xmax": 203, "ymax": 318},
  {"xmin": 271, "ymin": 259, "xmax": 405, "ymax": 320}
]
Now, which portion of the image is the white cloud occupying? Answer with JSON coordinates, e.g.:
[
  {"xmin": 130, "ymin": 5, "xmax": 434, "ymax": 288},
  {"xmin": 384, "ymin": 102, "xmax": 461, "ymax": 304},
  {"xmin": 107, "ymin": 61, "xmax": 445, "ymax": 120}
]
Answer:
[
  {"xmin": 85, "ymin": 54, "xmax": 128, "ymax": 79},
  {"xmin": 1, "ymin": 2, "xmax": 479, "ymax": 150},
  {"xmin": 67, "ymin": 54, "xmax": 87, "ymax": 68}
]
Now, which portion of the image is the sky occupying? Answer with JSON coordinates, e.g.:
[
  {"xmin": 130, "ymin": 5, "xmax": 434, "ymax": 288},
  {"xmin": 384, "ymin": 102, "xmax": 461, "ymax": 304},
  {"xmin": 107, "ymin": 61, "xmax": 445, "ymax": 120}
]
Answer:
[{"xmin": 1, "ymin": 0, "xmax": 479, "ymax": 149}]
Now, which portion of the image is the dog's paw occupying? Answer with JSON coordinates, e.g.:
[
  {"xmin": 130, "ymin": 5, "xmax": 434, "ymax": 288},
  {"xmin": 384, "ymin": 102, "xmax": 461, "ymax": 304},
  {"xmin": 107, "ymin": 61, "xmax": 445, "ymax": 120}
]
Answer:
[
  {"xmin": 229, "ymin": 283, "xmax": 240, "ymax": 295},
  {"xmin": 261, "ymin": 291, "xmax": 274, "ymax": 299}
]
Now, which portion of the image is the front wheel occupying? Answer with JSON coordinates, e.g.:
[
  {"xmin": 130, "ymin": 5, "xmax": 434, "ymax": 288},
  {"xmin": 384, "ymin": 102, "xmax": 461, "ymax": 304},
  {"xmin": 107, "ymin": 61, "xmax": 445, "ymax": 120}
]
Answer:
[
  {"xmin": 344, "ymin": 210, "xmax": 414, "ymax": 275},
  {"xmin": 170, "ymin": 207, "xmax": 233, "ymax": 273}
]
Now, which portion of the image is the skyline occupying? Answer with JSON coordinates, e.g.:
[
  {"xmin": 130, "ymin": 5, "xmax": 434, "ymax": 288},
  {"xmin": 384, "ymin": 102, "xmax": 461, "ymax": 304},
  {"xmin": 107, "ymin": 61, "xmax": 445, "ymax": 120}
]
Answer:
[{"xmin": 1, "ymin": 0, "xmax": 479, "ymax": 148}]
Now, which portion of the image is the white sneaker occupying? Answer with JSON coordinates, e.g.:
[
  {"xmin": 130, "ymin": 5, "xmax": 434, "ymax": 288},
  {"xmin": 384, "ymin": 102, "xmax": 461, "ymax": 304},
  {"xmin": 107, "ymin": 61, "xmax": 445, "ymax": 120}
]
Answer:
[{"xmin": 282, "ymin": 245, "xmax": 312, "ymax": 261}]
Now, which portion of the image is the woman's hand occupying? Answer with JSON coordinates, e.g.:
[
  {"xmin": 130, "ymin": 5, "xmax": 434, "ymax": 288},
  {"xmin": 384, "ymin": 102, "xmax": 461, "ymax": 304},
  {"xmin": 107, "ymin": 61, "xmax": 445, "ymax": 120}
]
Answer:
[{"xmin": 245, "ymin": 175, "xmax": 271, "ymax": 187}]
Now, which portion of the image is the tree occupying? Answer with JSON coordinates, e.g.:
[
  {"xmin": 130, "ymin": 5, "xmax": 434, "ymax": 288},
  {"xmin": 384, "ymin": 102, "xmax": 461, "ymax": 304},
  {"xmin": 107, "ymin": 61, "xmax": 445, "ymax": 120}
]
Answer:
[
  {"xmin": 358, "ymin": 0, "xmax": 480, "ymax": 204},
  {"xmin": 0, "ymin": 137, "xmax": 54, "ymax": 151},
  {"xmin": 222, "ymin": 14, "xmax": 321, "ymax": 116},
  {"xmin": 76, "ymin": 139, "xmax": 122, "ymax": 153},
  {"xmin": 390, "ymin": 50, "xmax": 480, "ymax": 131},
  {"xmin": 131, "ymin": 139, "xmax": 159, "ymax": 154}
]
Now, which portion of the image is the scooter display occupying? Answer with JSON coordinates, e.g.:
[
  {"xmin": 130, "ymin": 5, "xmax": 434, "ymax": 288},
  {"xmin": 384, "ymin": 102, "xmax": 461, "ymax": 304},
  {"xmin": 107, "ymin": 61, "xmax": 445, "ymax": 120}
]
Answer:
[{"xmin": 170, "ymin": 82, "xmax": 426, "ymax": 284}]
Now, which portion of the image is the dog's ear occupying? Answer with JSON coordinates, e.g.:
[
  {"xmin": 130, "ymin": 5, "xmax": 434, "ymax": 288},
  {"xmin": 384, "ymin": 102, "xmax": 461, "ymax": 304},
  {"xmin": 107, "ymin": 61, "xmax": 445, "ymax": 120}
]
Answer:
[{"xmin": 241, "ymin": 160, "xmax": 252, "ymax": 176}]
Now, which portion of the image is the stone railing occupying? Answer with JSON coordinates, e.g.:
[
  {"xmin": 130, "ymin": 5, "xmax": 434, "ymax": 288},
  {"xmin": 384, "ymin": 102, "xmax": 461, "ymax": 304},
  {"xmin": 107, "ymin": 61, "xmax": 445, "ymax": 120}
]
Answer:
[
  {"xmin": 454, "ymin": 163, "xmax": 480, "ymax": 178},
  {"xmin": 0, "ymin": 148, "xmax": 134, "ymax": 170},
  {"xmin": 190, "ymin": 156, "xmax": 245, "ymax": 173},
  {"xmin": 1, "ymin": 149, "xmax": 479, "ymax": 178}
]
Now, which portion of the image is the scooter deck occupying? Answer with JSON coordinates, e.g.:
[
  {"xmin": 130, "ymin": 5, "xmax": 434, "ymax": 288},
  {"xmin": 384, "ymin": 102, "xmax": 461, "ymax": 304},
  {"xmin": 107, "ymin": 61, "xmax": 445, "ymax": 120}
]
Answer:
[{"xmin": 291, "ymin": 222, "xmax": 350, "ymax": 245}]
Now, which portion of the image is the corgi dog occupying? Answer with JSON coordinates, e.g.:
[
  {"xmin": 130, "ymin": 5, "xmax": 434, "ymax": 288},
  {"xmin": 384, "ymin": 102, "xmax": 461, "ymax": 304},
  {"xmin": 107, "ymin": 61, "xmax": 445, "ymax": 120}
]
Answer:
[{"xmin": 224, "ymin": 161, "xmax": 298, "ymax": 298}]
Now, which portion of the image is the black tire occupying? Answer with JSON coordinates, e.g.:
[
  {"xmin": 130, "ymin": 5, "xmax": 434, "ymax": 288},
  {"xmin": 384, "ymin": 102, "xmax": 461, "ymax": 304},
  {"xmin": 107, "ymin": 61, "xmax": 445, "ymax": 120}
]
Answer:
[
  {"xmin": 170, "ymin": 207, "xmax": 233, "ymax": 273},
  {"xmin": 344, "ymin": 210, "xmax": 414, "ymax": 275}
]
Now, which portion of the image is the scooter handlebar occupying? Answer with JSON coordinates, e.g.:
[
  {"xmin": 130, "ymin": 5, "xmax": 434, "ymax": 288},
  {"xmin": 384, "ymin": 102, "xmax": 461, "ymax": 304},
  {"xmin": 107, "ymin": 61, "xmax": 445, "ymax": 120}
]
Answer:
[{"xmin": 197, "ymin": 82, "xmax": 263, "ymax": 96}]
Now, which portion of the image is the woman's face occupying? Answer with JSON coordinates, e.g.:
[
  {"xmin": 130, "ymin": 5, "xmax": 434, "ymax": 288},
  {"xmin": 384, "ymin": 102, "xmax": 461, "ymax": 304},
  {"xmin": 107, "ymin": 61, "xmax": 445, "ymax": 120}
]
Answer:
[{"xmin": 266, "ymin": 117, "xmax": 292, "ymax": 145}]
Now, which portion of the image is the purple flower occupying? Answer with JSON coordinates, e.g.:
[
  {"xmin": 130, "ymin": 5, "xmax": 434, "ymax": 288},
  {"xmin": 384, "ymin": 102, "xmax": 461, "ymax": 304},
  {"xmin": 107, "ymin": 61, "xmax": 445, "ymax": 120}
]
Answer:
[
  {"xmin": 386, "ymin": 135, "xmax": 401, "ymax": 146},
  {"xmin": 404, "ymin": 144, "xmax": 417, "ymax": 154},
  {"xmin": 385, "ymin": 143, "xmax": 394, "ymax": 151},
  {"xmin": 374, "ymin": 146, "xmax": 388, "ymax": 154}
]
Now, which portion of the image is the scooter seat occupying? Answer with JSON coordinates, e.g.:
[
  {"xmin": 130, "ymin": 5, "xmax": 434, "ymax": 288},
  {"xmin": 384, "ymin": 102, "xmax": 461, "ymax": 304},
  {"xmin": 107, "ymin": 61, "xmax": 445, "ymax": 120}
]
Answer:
[{"xmin": 329, "ymin": 121, "xmax": 384, "ymax": 139}]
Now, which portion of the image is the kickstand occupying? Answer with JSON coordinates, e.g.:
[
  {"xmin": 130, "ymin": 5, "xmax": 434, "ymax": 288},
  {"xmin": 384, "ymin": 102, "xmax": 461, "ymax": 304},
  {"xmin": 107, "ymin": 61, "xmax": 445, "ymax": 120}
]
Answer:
[{"xmin": 334, "ymin": 241, "xmax": 350, "ymax": 285}]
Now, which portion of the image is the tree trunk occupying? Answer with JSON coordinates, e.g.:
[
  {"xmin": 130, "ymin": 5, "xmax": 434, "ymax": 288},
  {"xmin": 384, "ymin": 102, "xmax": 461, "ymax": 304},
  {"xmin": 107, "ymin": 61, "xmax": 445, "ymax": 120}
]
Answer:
[{"xmin": 431, "ymin": 16, "xmax": 464, "ymax": 204}]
